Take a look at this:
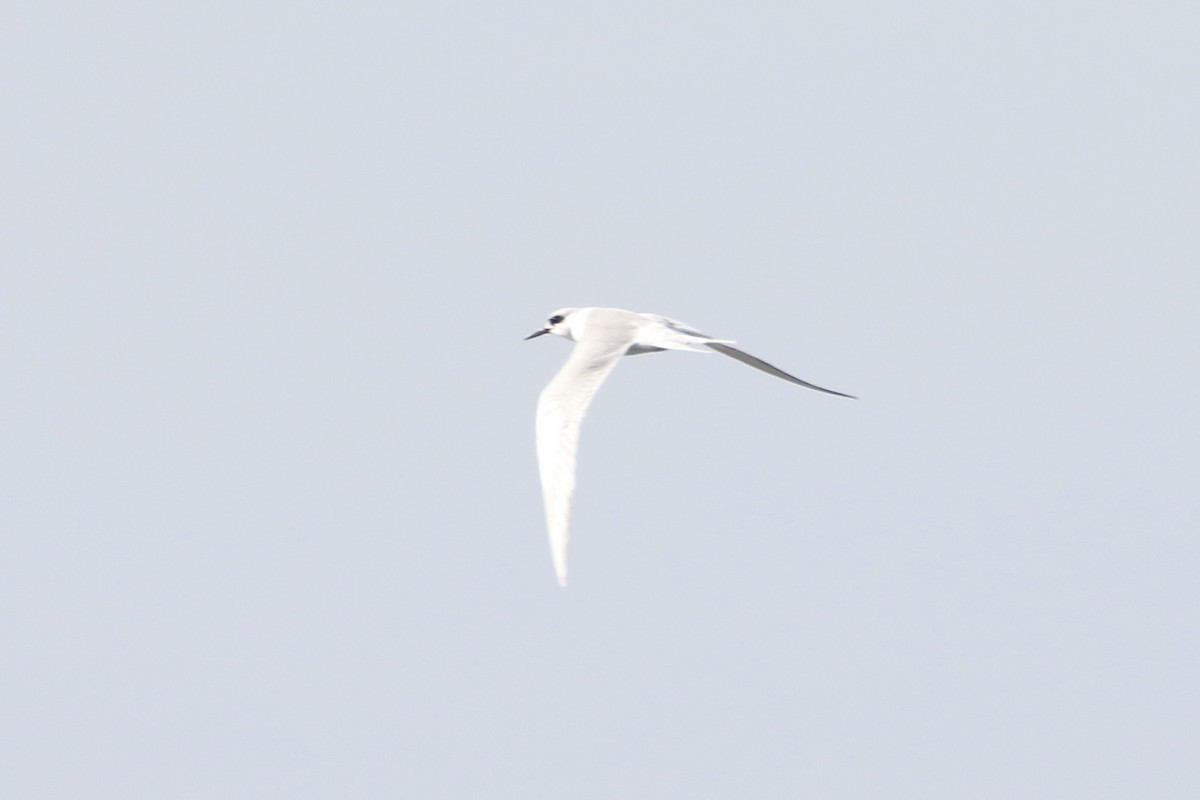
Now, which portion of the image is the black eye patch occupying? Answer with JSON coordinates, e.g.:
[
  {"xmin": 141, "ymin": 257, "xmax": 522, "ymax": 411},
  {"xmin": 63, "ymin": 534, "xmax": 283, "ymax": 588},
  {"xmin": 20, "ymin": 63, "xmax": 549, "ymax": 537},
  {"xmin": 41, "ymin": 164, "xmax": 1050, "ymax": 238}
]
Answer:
[{"xmin": 549, "ymin": 315, "xmax": 564, "ymax": 324}]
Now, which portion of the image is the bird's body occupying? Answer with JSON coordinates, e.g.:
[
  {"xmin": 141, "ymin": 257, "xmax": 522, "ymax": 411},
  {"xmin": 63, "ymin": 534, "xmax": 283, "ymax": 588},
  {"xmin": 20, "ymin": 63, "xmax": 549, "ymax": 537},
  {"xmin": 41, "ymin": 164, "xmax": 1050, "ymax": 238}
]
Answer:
[{"xmin": 526, "ymin": 307, "xmax": 853, "ymax": 586}]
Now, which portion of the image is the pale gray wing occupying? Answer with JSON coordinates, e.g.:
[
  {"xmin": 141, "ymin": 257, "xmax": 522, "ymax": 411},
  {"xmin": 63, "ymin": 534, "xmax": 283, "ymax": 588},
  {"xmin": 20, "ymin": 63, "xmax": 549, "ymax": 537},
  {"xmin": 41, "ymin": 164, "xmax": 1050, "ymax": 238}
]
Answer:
[
  {"xmin": 706, "ymin": 342, "xmax": 856, "ymax": 399},
  {"xmin": 536, "ymin": 336, "xmax": 631, "ymax": 586},
  {"xmin": 637, "ymin": 313, "xmax": 710, "ymax": 339}
]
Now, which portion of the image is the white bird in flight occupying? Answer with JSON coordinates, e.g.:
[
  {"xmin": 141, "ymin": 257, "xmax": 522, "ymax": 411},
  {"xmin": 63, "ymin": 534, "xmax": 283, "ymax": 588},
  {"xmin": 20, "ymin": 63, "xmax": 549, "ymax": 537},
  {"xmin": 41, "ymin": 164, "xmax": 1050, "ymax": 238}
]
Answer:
[{"xmin": 526, "ymin": 307, "xmax": 854, "ymax": 587}]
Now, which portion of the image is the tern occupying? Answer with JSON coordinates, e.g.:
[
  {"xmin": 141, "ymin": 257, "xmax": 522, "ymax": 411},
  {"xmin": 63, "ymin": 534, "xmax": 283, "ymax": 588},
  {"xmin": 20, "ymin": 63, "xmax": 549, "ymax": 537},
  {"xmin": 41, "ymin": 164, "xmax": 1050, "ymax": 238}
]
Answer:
[{"xmin": 526, "ymin": 307, "xmax": 854, "ymax": 586}]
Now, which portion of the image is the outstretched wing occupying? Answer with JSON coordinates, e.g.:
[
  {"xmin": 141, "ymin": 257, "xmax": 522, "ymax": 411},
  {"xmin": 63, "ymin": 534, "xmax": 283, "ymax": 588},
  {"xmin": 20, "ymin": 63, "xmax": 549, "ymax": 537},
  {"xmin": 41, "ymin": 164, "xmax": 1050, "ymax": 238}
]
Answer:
[
  {"xmin": 535, "ymin": 336, "xmax": 630, "ymax": 586},
  {"xmin": 706, "ymin": 342, "xmax": 856, "ymax": 399}
]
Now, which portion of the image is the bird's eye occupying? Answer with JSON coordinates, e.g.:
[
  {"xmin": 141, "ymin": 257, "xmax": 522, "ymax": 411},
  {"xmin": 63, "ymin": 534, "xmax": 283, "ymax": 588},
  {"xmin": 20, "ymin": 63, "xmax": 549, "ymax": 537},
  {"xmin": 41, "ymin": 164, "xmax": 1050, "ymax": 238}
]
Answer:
[{"xmin": 548, "ymin": 315, "xmax": 564, "ymax": 325}]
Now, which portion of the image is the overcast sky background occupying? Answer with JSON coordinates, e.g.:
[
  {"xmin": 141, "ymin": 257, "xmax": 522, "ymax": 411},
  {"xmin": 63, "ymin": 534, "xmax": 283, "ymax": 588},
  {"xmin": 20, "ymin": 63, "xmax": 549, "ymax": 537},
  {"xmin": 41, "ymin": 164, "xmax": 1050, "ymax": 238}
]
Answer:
[{"xmin": 4, "ymin": 2, "xmax": 1198, "ymax": 798}]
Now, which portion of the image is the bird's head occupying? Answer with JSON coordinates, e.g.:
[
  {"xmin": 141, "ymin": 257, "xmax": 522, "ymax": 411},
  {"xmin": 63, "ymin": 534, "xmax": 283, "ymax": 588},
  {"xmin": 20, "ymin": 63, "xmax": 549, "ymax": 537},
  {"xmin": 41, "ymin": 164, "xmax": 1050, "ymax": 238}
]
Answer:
[{"xmin": 524, "ymin": 308, "xmax": 581, "ymax": 342}]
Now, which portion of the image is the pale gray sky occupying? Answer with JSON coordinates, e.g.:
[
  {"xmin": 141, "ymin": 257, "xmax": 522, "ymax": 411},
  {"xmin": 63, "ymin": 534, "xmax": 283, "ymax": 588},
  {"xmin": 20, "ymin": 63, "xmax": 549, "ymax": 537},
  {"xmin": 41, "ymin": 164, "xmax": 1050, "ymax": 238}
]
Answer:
[{"xmin": 4, "ymin": 2, "xmax": 1198, "ymax": 798}]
